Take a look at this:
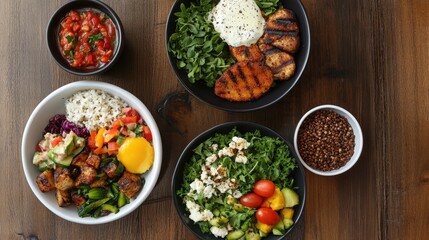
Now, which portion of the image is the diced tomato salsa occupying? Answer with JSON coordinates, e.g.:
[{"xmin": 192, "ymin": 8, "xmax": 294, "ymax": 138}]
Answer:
[{"xmin": 59, "ymin": 9, "xmax": 116, "ymax": 69}]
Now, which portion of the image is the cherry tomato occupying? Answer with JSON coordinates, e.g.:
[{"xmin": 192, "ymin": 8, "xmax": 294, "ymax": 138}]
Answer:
[
  {"xmin": 253, "ymin": 180, "xmax": 276, "ymax": 197},
  {"xmin": 256, "ymin": 208, "xmax": 280, "ymax": 225},
  {"xmin": 239, "ymin": 193, "xmax": 263, "ymax": 208},
  {"xmin": 143, "ymin": 126, "xmax": 152, "ymax": 141}
]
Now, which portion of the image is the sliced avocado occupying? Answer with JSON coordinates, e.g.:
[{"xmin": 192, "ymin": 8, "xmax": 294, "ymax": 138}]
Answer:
[
  {"xmin": 209, "ymin": 217, "xmax": 228, "ymax": 227},
  {"xmin": 37, "ymin": 160, "xmax": 55, "ymax": 172},
  {"xmin": 245, "ymin": 231, "xmax": 261, "ymax": 240},
  {"xmin": 63, "ymin": 132, "xmax": 75, "ymax": 155},
  {"xmin": 259, "ymin": 230, "xmax": 268, "ymax": 237},
  {"xmin": 233, "ymin": 203, "xmax": 245, "ymax": 212},
  {"xmin": 283, "ymin": 218, "xmax": 294, "ymax": 229},
  {"xmin": 54, "ymin": 155, "xmax": 73, "ymax": 167},
  {"xmin": 226, "ymin": 230, "xmax": 244, "ymax": 240},
  {"xmin": 281, "ymin": 188, "xmax": 299, "ymax": 207},
  {"xmin": 72, "ymin": 145, "xmax": 85, "ymax": 156},
  {"xmin": 272, "ymin": 228, "xmax": 283, "ymax": 236},
  {"xmin": 273, "ymin": 220, "xmax": 285, "ymax": 234}
]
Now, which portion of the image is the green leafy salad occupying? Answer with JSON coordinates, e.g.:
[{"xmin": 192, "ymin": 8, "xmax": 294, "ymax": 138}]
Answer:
[
  {"xmin": 168, "ymin": 0, "xmax": 282, "ymax": 87},
  {"xmin": 178, "ymin": 128, "xmax": 297, "ymax": 238}
]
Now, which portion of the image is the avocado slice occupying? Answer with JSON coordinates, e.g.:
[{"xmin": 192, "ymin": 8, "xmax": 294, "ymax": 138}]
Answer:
[
  {"xmin": 226, "ymin": 230, "xmax": 244, "ymax": 240},
  {"xmin": 281, "ymin": 188, "xmax": 299, "ymax": 207},
  {"xmin": 48, "ymin": 149, "xmax": 73, "ymax": 167},
  {"xmin": 273, "ymin": 220, "xmax": 285, "ymax": 235},
  {"xmin": 63, "ymin": 132, "xmax": 75, "ymax": 155},
  {"xmin": 283, "ymin": 218, "xmax": 294, "ymax": 229},
  {"xmin": 245, "ymin": 231, "xmax": 261, "ymax": 240}
]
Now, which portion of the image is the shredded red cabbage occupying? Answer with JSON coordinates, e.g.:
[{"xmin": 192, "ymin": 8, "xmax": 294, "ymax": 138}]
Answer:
[{"xmin": 43, "ymin": 114, "xmax": 89, "ymax": 138}]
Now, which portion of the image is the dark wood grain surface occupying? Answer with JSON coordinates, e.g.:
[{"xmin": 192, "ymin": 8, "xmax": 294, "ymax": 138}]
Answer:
[{"xmin": 0, "ymin": 0, "xmax": 428, "ymax": 239}]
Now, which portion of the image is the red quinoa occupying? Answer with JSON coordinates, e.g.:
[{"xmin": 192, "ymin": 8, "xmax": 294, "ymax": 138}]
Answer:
[{"xmin": 297, "ymin": 110, "xmax": 355, "ymax": 171}]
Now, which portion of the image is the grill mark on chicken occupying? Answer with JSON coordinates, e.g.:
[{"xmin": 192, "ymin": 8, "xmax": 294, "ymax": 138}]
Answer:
[
  {"xmin": 273, "ymin": 59, "xmax": 294, "ymax": 74},
  {"xmin": 215, "ymin": 61, "xmax": 273, "ymax": 102},
  {"xmin": 265, "ymin": 29, "xmax": 299, "ymax": 37}
]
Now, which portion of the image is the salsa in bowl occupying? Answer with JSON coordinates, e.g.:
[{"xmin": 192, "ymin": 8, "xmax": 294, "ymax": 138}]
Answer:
[{"xmin": 47, "ymin": 0, "xmax": 124, "ymax": 75}]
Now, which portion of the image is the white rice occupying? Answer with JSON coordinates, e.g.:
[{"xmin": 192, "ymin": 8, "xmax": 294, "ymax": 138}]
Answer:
[{"xmin": 65, "ymin": 89, "xmax": 128, "ymax": 131}]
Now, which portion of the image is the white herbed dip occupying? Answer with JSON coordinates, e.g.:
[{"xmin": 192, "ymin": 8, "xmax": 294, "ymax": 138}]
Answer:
[{"xmin": 208, "ymin": 0, "xmax": 266, "ymax": 47}]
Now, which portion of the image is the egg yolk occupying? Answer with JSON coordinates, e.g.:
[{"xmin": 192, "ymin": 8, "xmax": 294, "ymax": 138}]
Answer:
[{"xmin": 117, "ymin": 137, "xmax": 154, "ymax": 174}]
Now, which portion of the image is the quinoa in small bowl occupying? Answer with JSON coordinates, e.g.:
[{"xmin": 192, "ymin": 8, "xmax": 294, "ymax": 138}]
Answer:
[{"xmin": 293, "ymin": 105, "xmax": 363, "ymax": 176}]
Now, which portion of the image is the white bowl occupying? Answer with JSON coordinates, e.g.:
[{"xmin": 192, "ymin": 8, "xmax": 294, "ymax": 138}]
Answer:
[
  {"xmin": 21, "ymin": 81, "xmax": 162, "ymax": 224},
  {"xmin": 293, "ymin": 105, "xmax": 363, "ymax": 176}
]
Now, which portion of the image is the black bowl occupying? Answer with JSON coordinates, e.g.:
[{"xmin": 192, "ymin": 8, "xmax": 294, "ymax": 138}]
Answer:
[
  {"xmin": 46, "ymin": 0, "xmax": 124, "ymax": 76},
  {"xmin": 166, "ymin": 0, "xmax": 310, "ymax": 112},
  {"xmin": 172, "ymin": 121, "xmax": 306, "ymax": 239}
]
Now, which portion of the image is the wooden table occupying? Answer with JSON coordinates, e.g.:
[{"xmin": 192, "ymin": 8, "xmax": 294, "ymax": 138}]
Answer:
[{"xmin": 1, "ymin": 0, "xmax": 428, "ymax": 239}]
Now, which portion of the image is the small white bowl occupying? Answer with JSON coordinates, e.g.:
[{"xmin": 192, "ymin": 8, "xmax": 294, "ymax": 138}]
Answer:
[
  {"xmin": 21, "ymin": 81, "xmax": 162, "ymax": 224},
  {"xmin": 293, "ymin": 105, "xmax": 363, "ymax": 176}
]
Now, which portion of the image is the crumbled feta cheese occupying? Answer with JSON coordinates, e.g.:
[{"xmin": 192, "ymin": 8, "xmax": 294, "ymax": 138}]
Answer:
[
  {"xmin": 232, "ymin": 190, "xmax": 242, "ymax": 199},
  {"xmin": 210, "ymin": 166, "xmax": 218, "ymax": 176},
  {"xmin": 190, "ymin": 179, "xmax": 205, "ymax": 193},
  {"xmin": 206, "ymin": 154, "xmax": 217, "ymax": 164},
  {"xmin": 235, "ymin": 152, "xmax": 248, "ymax": 164},
  {"xmin": 201, "ymin": 209, "xmax": 214, "ymax": 221},
  {"xmin": 229, "ymin": 136, "xmax": 250, "ymax": 150},
  {"xmin": 217, "ymin": 181, "xmax": 231, "ymax": 193},
  {"xmin": 203, "ymin": 185, "xmax": 216, "ymax": 198},
  {"xmin": 210, "ymin": 226, "xmax": 228, "ymax": 238},
  {"xmin": 211, "ymin": 144, "xmax": 218, "ymax": 151},
  {"xmin": 216, "ymin": 166, "xmax": 227, "ymax": 177},
  {"xmin": 189, "ymin": 209, "xmax": 203, "ymax": 222},
  {"xmin": 218, "ymin": 147, "xmax": 235, "ymax": 157}
]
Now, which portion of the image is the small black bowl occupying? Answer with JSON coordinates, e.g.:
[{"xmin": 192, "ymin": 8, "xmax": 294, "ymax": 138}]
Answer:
[
  {"xmin": 171, "ymin": 121, "xmax": 306, "ymax": 240},
  {"xmin": 46, "ymin": 0, "xmax": 124, "ymax": 76},
  {"xmin": 166, "ymin": 0, "xmax": 310, "ymax": 112}
]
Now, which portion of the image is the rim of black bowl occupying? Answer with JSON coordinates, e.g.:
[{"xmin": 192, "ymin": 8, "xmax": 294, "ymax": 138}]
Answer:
[
  {"xmin": 165, "ymin": 0, "xmax": 311, "ymax": 112},
  {"xmin": 171, "ymin": 121, "xmax": 306, "ymax": 240},
  {"xmin": 46, "ymin": 0, "xmax": 124, "ymax": 76}
]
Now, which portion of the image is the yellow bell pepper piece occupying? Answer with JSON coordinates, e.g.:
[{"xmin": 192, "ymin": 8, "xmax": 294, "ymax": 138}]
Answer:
[
  {"xmin": 255, "ymin": 221, "xmax": 274, "ymax": 233},
  {"xmin": 280, "ymin": 207, "xmax": 294, "ymax": 220},
  {"xmin": 261, "ymin": 187, "xmax": 285, "ymax": 210}
]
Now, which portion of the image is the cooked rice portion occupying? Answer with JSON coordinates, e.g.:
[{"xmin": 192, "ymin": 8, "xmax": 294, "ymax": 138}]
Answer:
[{"xmin": 66, "ymin": 89, "xmax": 128, "ymax": 131}]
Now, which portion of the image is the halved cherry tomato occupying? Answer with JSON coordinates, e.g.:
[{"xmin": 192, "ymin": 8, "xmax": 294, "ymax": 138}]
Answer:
[
  {"xmin": 253, "ymin": 180, "xmax": 276, "ymax": 198},
  {"xmin": 51, "ymin": 136, "xmax": 63, "ymax": 148},
  {"xmin": 256, "ymin": 208, "xmax": 280, "ymax": 225},
  {"xmin": 143, "ymin": 126, "xmax": 152, "ymax": 141},
  {"xmin": 239, "ymin": 193, "xmax": 263, "ymax": 208}
]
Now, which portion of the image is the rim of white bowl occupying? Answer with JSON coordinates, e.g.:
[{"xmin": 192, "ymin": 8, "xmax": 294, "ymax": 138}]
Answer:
[
  {"xmin": 21, "ymin": 80, "xmax": 162, "ymax": 224},
  {"xmin": 293, "ymin": 105, "xmax": 363, "ymax": 176}
]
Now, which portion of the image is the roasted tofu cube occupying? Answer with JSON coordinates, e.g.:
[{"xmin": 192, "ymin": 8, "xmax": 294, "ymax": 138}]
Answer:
[
  {"xmin": 118, "ymin": 171, "xmax": 143, "ymax": 199},
  {"xmin": 71, "ymin": 191, "xmax": 86, "ymax": 207},
  {"xmin": 72, "ymin": 147, "xmax": 90, "ymax": 167},
  {"xmin": 74, "ymin": 165, "xmax": 97, "ymax": 186},
  {"xmin": 55, "ymin": 189, "xmax": 71, "ymax": 207},
  {"xmin": 54, "ymin": 167, "xmax": 74, "ymax": 191},
  {"xmin": 90, "ymin": 174, "xmax": 108, "ymax": 188},
  {"xmin": 103, "ymin": 161, "xmax": 119, "ymax": 178},
  {"xmin": 36, "ymin": 170, "xmax": 56, "ymax": 192},
  {"xmin": 86, "ymin": 153, "xmax": 101, "ymax": 169}
]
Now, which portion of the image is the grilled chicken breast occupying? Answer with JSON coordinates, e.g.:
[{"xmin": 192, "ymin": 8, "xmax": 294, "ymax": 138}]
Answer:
[
  {"xmin": 258, "ymin": 40, "xmax": 296, "ymax": 80},
  {"xmin": 36, "ymin": 170, "xmax": 56, "ymax": 192},
  {"xmin": 215, "ymin": 61, "xmax": 273, "ymax": 102},
  {"xmin": 229, "ymin": 44, "xmax": 264, "ymax": 62},
  {"xmin": 263, "ymin": 8, "xmax": 300, "ymax": 54}
]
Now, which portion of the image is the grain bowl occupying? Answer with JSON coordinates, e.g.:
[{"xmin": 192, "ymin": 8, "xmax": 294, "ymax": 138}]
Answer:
[
  {"xmin": 293, "ymin": 105, "xmax": 363, "ymax": 176},
  {"xmin": 21, "ymin": 81, "xmax": 162, "ymax": 224}
]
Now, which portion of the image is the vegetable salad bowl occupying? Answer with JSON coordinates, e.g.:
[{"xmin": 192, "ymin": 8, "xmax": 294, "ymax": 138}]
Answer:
[
  {"xmin": 171, "ymin": 121, "xmax": 306, "ymax": 239},
  {"xmin": 21, "ymin": 81, "xmax": 162, "ymax": 224}
]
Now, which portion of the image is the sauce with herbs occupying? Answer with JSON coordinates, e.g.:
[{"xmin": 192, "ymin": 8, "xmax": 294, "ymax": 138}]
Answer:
[{"xmin": 59, "ymin": 9, "xmax": 116, "ymax": 69}]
